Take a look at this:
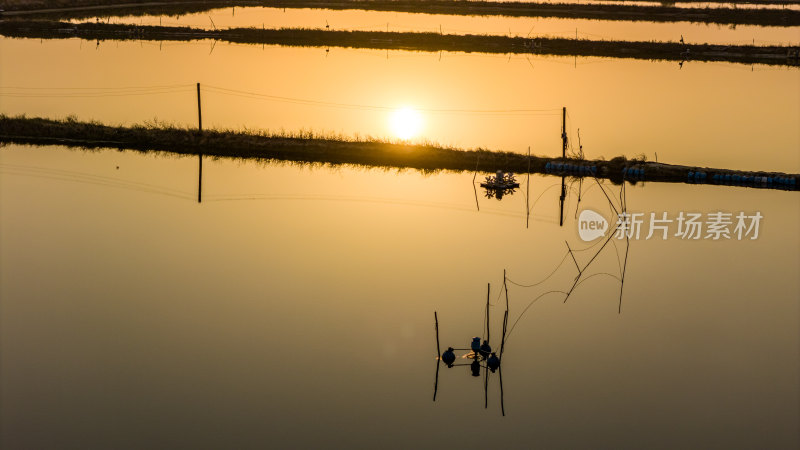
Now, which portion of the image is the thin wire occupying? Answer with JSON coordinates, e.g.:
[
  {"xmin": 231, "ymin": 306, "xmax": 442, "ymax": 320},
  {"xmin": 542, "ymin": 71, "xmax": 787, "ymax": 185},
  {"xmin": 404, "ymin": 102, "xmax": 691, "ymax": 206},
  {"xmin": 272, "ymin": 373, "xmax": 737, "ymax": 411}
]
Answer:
[
  {"xmin": 0, "ymin": 86, "xmax": 193, "ymax": 98},
  {"xmin": 203, "ymin": 84, "xmax": 562, "ymax": 115},
  {"xmin": 0, "ymin": 166, "xmax": 194, "ymax": 200},
  {"xmin": 505, "ymin": 252, "xmax": 571, "ymax": 288},
  {"xmin": 0, "ymin": 162, "xmax": 194, "ymax": 196},
  {"xmin": 504, "ymin": 290, "xmax": 569, "ymax": 343},
  {"xmin": 0, "ymin": 83, "xmax": 193, "ymax": 90}
]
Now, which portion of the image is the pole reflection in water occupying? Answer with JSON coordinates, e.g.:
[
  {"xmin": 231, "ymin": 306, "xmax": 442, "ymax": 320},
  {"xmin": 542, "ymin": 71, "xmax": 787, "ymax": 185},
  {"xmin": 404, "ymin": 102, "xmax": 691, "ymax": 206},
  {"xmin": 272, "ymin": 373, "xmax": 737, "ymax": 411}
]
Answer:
[
  {"xmin": 198, "ymin": 153, "xmax": 203, "ymax": 203},
  {"xmin": 434, "ymin": 179, "xmax": 631, "ymax": 415},
  {"xmin": 434, "ymin": 276, "xmax": 511, "ymax": 416}
]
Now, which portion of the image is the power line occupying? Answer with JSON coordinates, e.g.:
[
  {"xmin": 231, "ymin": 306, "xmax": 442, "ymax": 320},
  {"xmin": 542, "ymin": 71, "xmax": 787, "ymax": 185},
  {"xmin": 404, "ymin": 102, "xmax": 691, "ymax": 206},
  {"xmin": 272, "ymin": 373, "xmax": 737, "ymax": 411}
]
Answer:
[
  {"xmin": 202, "ymin": 84, "xmax": 562, "ymax": 116},
  {"xmin": 0, "ymin": 84, "xmax": 194, "ymax": 98}
]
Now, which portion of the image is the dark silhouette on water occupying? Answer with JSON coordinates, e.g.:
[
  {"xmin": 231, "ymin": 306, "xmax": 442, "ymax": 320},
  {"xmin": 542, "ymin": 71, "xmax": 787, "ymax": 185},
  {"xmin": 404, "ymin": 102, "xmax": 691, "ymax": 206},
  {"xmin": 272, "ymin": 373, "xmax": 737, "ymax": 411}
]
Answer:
[
  {"xmin": 433, "ymin": 280, "xmax": 509, "ymax": 416},
  {"xmin": 441, "ymin": 347, "xmax": 455, "ymax": 367}
]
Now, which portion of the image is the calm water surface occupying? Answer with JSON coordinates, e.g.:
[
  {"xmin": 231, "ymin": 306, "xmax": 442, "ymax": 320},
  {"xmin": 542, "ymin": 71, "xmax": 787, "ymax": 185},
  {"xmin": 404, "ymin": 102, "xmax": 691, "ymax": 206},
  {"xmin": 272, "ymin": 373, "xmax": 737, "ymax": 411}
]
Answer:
[
  {"xmin": 89, "ymin": 7, "xmax": 800, "ymax": 46},
  {"xmin": 1, "ymin": 10, "xmax": 799, "ymax": 446},
  {"xmin": 1, "ymin": 144, "xmax": 798, "ymax": 448},
  {"xmin": 1, "ymin": 38, "xmax": 798, "ymax": 173}
]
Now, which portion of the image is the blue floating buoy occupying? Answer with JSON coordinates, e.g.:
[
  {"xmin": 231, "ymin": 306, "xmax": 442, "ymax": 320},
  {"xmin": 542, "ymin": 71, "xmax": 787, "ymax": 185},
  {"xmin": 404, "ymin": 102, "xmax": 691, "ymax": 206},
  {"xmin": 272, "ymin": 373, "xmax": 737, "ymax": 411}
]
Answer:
[
  {"xmin": 724, "ymin": 174, "xmax": 731, "ymax": 182},
  {"xmin": 545, "ymin": 162, "xmax": 552, "ymax": 171},
  {"xmin": 471, "ymin": 337, "xmax": 481, "ymax": 353},
  {"xmin": 479, "ymin": 340, "xmax": 492, "ymax": 358},
  {"xmin": 442, "ymin": 347, "xmax": 455, "ymax": 366},
  {"xmin": 487, "ymin": 353, "xmax": 500, "ymax": 372},
  {"xmin": 688, "ymin": 171, "xmax": 695, "ymax": 181}
]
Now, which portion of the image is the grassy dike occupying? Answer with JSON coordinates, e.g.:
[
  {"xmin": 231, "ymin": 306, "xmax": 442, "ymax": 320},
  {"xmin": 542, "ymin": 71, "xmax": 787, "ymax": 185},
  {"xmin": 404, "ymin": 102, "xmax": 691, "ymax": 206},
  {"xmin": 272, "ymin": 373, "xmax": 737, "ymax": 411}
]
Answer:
[
  {"xmin": 2, "ymin": 0, "xmax": 798, "ymax": 27},
  {"xmin": 1, "ymin": 115, "xmax": 797, "ymax": 190},
  {"xmin": 1, "ymin": 20, "xmax": 798, "ymax": 66}
]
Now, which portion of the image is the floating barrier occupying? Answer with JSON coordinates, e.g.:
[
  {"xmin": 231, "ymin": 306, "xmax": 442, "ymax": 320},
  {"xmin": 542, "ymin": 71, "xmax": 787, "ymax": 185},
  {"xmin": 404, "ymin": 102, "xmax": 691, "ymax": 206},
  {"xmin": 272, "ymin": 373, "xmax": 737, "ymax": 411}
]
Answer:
[
  {"xmin": 688, "ymin": 171, "xmax": 707, "ymax": 183},
  {"xmin": 622, "ymin": 166, "xmax": 645, "ymax": 181},
  {"xmin": 544, "ymin": 162, "xmax": 597, "ymax": 176},
  {"xmin": 702, "ymin": 171, "xmax": 798, "ymax": 190},
  {"xmin": 543, "ymin": 162, "xmax": 796, "ymax": 191}
]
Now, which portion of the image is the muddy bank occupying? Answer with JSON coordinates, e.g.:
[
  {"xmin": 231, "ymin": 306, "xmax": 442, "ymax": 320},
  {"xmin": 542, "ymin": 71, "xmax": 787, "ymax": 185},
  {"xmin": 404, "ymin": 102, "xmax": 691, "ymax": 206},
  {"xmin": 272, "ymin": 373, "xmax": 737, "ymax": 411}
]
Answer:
[
  {"xmin": 1, "ymin": 116, "xmax": 797, "ymax": 190},
  {"xmin": 2, "ymin": 20, "xmax": 798, "ymax": 66}
]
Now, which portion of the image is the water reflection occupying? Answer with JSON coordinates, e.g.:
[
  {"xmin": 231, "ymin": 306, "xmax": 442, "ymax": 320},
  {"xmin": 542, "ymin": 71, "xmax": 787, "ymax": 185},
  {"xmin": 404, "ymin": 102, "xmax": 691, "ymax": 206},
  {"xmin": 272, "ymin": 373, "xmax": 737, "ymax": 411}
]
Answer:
[
  {"xmin": 1, "ymin": 144, "xmax": 797, "ymax": 447},
  {"xmin": 480, "ymin": 170, "xmax": 521, "ymax": 200},
  {"xmin": 78, "ymin": 6, "xmax": 800, "ymax": 46},
  {"xmin": 434, "ymin": 280, "xmax": 510, "ymax": 416},
  {"xmin": 2, "ymin": 39, "xmax": 797, "ymax": 172},
  {"xmin": 436, "ymin": 176, "xmax": 633, "ymax": 415}
]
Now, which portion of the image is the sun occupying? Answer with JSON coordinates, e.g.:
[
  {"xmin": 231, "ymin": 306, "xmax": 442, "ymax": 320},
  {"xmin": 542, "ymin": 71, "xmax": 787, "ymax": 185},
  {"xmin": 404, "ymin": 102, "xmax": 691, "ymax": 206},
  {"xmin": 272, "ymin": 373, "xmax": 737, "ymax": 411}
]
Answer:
[{"xmin": 390, "ymin": 107, "xmax": 423, "ymax": 140}]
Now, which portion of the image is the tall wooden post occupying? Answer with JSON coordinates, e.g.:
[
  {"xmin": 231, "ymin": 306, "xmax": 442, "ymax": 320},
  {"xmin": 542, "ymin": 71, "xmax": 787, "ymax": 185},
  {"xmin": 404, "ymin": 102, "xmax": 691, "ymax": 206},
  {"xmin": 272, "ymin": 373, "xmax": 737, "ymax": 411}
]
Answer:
[
  {"xmin": 197, "ymin": 154, "xmax": 203, "ymax": 203},
  {"xmin": 486, "ymin": 283, "xmax": 490, "ymax": 343},
  {"xmin": 561, "ymin": 106, "xmax": 567, "ymax": 158},
  {"xmin": 196, "ymin": 82, "xmax": 203, "ymax": 132},
  {"xmin": 526, "ymin": 147, "xmax": 531, "ymax": 228},
  {"xmin": 559, "ymin": 176, "xmax": 566, "ymax": 227},
  {"xmin": 434, "ymin": 311, "xmax": 440, "ymax": 357},
  {"xmin": 197, "ymin": 82, "xmax": 203, "ymax": 203}
]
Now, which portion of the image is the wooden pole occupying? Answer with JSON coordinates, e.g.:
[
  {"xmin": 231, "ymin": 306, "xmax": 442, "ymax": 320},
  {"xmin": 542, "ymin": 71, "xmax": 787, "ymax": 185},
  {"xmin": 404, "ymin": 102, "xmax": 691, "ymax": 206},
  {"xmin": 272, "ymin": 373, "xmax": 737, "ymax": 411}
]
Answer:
[
  {"xmin": 196, "ymin": 82, "xmax": 203, "ymax": 132},
  {"xmin": 499, "ymin": 365, "xmax": 505, "ymax": 416},
  {"xmin": 503, "ymin": 269, "xmax": 509, "ymax": 312},
  {"xmin": 484, "ymin": 364, "xmax": 489, "ymax": 408},
  {"xmin": 500, "ymin": 310, "xmax": 508, "ymax": 357},
  {"xmin": 434, "ymin": 311, "xmax": 440, "ymax": 357},
  {"xmin": 559, "ymin": 176, "xmax": 566, "ymax": 227},
  {"xmin": 433, "ymin": 311, "xmax": 440, "ymax": 401},
  {"xmin": 197, "ymin": 82, "xmax": 203, "ymax": 203},
  {"xmin": 562, "ymin": 106, "xmax": 567, "ymax": 158},
  {"xmin": 197, "ymin": 154, "xmax": 202, "ymax": 203},
  {"xmin": 433, "ymin": 359, "xmax": 440, "ymax": 401},
  {"xmin": 486, "ymin": 283, "xmax": 490, "ymax": 343},
  {"xmin": 526, "ymin": 146, "xmax": 531, "ymax": 228}
]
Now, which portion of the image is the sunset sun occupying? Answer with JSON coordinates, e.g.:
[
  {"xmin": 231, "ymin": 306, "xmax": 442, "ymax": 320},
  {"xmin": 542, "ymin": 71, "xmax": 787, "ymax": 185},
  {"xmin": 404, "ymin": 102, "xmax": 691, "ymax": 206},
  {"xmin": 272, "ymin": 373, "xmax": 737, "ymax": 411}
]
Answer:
[{"xmin": 390, "ymin": 107, "xmax": 423, "ymax": 140}]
